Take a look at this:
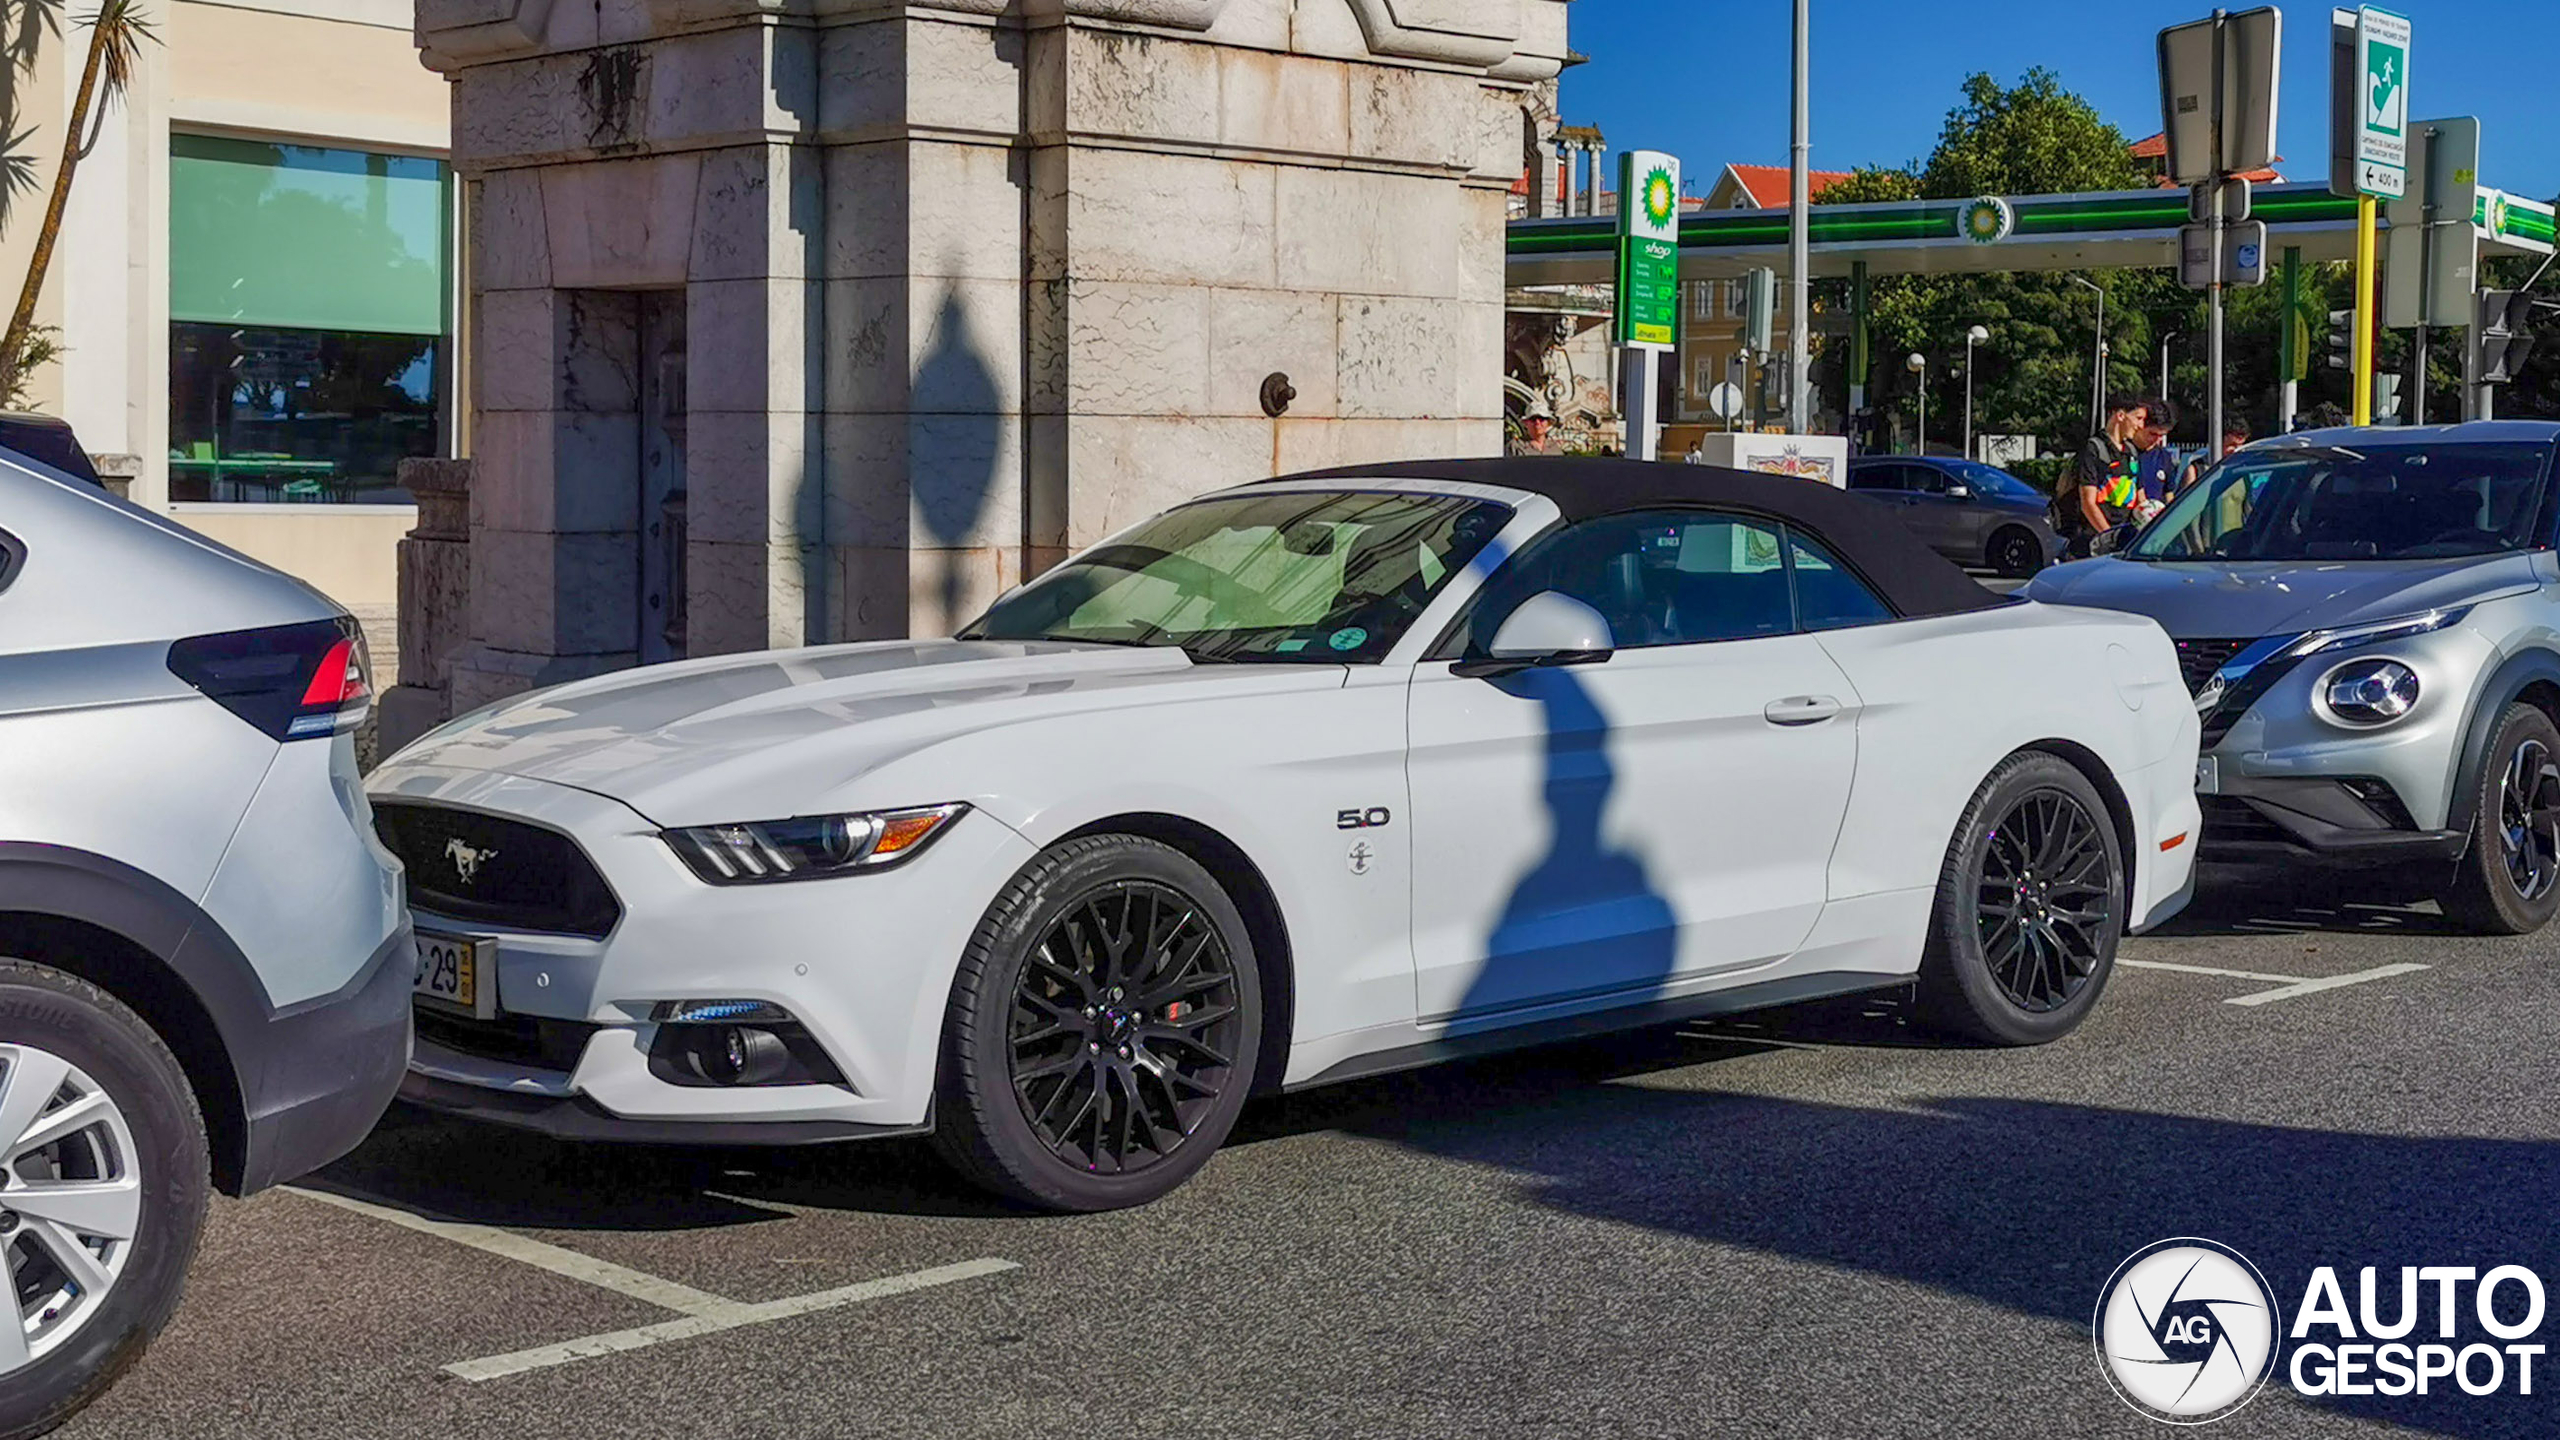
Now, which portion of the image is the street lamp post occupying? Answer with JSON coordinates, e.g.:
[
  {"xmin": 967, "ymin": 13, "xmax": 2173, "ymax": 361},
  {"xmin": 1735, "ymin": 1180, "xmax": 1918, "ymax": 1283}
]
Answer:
[
  {"xmin": 1963, "ymin": 324, "xmax": 1989, "ymax": 462},
  {"xmin": 1906, "ymin": 351, "xmax": 1928, "ymax": 455},
  {"xmin": 2069, "ymin": 275, "xmax": 2107, "ymax": 435},
  {"xmin": 2159, "ymin": 331, "xmax": 2180, "ymax": 405}
]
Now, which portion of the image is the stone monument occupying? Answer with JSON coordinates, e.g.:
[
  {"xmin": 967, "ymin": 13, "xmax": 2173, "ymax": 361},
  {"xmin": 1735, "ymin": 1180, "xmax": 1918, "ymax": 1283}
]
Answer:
[{"xmin": 409, "ymin": 0, "xmax": 1570, "ymax": 714}]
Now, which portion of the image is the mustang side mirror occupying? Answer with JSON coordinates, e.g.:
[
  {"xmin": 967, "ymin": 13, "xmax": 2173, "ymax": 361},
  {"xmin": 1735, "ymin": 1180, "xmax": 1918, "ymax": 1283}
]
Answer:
[{"xmin": 1453, "ymin": 592, "xmax": 1616, "ymax": 679}]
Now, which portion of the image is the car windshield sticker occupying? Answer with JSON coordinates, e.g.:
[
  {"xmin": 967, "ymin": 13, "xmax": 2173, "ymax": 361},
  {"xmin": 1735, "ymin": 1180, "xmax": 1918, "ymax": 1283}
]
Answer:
[
  {"xmin": 1329, "ymin": 627, "xmax": 1367, "ymax": 652},
  {"xmin": 1275, "ymin": 637, "xmax": 1310, "ymax": 652}
]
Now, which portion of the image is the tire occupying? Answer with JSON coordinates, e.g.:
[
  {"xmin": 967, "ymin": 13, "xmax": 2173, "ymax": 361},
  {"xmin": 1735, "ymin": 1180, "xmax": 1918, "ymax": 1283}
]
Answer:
[
  {"xmin": 2441, "ymin": 703, "xmax": 2560, "ymax": 936},
  {"xmin": 1988, "ymin": 527, "xmax": 2047, "ymax": 579},
  {"xmin": 932, "ymin": 835, "xmax": 1262, "ymax": 1212},
  {"xmin": 0, "ymin": 961, "xmax": 209, "ymax": 1440},
  {"xmin": 1916, "ymin": 753, "xmax": 2125, "ymax": 1046}
]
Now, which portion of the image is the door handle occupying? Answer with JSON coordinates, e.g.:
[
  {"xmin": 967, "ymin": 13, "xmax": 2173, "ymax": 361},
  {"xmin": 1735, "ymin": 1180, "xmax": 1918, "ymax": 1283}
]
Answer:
[{"xmin": 1765, "ymin": 695, "xmax": 1841, "ymax": 726}]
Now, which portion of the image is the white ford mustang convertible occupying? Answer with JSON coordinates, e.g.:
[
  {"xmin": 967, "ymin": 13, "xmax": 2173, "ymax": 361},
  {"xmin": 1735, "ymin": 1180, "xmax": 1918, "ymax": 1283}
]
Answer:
[{"xmin": 369, "ymin": 458, "xmax": 2201, "ymax": 1210}]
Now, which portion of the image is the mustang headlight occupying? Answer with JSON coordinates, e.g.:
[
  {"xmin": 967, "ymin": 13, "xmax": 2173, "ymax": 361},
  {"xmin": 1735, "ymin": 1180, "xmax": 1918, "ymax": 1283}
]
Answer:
[
  {"xmin": 2281, "ymin": 607, "xmax": 2471, "ymax": 660},
  {"xmin": 663, "ymin": 803, "xmax": 967, "ymax": 883},
  {"xmin": 2321, "ymin": 659, "xmax": 2421, "ymax": 726}
]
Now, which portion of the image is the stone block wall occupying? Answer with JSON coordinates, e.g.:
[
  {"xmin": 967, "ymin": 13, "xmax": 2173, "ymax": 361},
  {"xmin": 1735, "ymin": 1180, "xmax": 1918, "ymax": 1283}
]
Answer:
[{"xmin": 413, "ymin": 0, "xmax": 1569, "ymax": 708}]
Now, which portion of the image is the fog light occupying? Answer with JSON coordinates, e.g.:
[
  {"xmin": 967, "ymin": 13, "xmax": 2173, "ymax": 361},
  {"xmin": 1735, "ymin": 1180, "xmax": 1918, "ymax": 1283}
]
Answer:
[
  {"xmin": 2323, "ymin": 659, "xmax": 2419, "ymax": 726},
  {"xmin": 666, "ymin": 1025, "xmax": 791, "ymax": 1086}
]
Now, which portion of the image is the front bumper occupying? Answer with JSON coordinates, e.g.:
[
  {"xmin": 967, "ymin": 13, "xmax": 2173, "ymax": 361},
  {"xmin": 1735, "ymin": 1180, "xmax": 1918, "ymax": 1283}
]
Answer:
[
  {"xmin": 236, "ymin": 922, "xmax": 415, "ymax": 1192},
  {"xmin": 367, "ymin": 765, "xmax": 1037, "ymax": 1140},
  {"xmin": 2198, "ymin": 775, "xmax": 2466, "ymax": 862}
]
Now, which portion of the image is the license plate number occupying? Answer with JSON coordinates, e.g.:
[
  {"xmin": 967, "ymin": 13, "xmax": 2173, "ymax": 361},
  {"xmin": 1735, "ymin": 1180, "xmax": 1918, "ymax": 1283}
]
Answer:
[
  {"xmin": 413, "ymin": 931, "xmax": 491, "ymax": 1017},
  {"xmin": 2195, "ymin": 755, "xmax": 2220, "ymax": 794}
]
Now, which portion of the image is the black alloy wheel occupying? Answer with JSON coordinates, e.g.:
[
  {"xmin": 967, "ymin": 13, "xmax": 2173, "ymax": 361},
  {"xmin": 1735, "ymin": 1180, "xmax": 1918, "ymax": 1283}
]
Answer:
[
  {"xmin": 1008, "ymin": 881, "xmax": 1245, "ymax": 1176},
  {"xmin": 934, "ymin": 835, "xmax": 1262, "ymax": 1211},
  {"xmin": 1918, "ymin": 752, "xmax": 2124, "ymax": 1045},
  {"xmin": 1974, "ymin": 790, "xmax": 2116, "ymax": 1013},
  {"xmin": 2494, "ymin": 737, "xmax": 2560, "ymax": 902},
  {"xmin": 1990, "ymin": 527, "xmax": 2046, "ymax": 579},
  {"xmin": 2444, "ymin": 704, "xmax": 2560, "ymax": 935}
]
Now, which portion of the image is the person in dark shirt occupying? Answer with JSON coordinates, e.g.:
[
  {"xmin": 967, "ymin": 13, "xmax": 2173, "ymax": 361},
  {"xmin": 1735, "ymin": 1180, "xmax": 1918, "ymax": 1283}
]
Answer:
[
  {"xmin": 2056, "ymin": 395, "xmax": 2148, "ymax": 554},
  {"xmin": 2135, "ymin": 397, "xmax": 2179, "ymax": 513}
]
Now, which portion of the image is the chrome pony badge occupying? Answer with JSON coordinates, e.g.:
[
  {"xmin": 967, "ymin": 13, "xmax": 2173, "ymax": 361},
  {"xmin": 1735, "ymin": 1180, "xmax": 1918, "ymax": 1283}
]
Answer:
[{"xmin": 444, "ymin": 837, "xmax": 499, "ymax": 885}]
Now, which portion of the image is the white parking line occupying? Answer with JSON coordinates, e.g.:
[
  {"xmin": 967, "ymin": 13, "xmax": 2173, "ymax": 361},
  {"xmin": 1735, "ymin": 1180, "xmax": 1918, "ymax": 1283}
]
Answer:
[
  {"xmin": 444, "ymin": 1260, "xmax": 1020, "ymax": 1382},
  {"xmin": 2221, "ymin": 963, "xmax": 2431, "ymax": 1007},
  {"xmin": 2117, "ymin": 957, "xmax": 2430, "ymax": 1006},
  {"xmin": 282, "ymin": 1187, "xmax": 1019, "ymax": 1382},
  {"xmin": 285, "ymin": 1186, "xmax": 733, "ymax": 1313}
]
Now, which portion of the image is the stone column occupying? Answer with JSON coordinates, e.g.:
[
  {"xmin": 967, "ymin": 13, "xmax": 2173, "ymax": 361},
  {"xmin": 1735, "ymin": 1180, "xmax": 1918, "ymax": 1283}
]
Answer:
[
  {"xmin": 378, "ymin": 457, "xmax": 474, "ymax": 755},
  {"xmin": 413, "ymin": 0, "xmax": 1571, "ymax": 703}
]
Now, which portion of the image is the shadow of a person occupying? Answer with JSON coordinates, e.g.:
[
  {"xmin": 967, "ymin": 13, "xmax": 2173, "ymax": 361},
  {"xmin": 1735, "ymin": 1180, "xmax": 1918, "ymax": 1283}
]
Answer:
[{"xmin": 1454, "ymin": 664, "xmax": 1678, "ymax": 1021}]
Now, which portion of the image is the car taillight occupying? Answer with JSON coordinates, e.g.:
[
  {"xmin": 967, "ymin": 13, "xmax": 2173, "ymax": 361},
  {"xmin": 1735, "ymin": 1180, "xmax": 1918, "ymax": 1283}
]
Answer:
[{"xmin": 167, "ymin": 618, "xmax": 371, "ymax": 741}]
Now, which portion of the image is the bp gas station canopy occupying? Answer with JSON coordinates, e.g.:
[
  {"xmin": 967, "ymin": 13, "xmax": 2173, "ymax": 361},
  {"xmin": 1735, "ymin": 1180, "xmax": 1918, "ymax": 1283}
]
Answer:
[{"xmin": 1506, "ymin": 182, "xmax": 2557, "ymax": 286}]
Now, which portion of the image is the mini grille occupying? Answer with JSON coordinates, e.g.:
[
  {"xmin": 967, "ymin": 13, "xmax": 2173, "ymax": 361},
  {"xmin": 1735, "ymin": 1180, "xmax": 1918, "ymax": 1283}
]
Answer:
[{"xmin": 2174, "ymin": 638, "xmax": 2251, "ymax": 695}]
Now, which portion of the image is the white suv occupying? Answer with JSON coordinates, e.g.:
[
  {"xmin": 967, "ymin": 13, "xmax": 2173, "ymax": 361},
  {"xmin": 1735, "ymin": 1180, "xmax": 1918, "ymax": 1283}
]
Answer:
[{"xmin": 0, "ymin": 451, "xmax": 410, "ymax": 1436}]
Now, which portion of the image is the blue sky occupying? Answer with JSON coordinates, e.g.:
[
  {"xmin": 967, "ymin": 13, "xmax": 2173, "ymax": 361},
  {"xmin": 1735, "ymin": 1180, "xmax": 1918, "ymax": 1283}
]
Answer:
[{"xmin": 1563, "ymin": 1, "xmax": 2558, "ymax": 201}]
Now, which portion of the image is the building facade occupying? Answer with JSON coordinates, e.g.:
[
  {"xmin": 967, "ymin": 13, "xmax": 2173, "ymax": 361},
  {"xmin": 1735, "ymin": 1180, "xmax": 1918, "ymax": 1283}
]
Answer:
[
  {"xmin": 26, "ymin": 0, "xmax": 453, "ymax": 608},
  {"xmin": 1675, "ymin": 162, "xmax": 1849, "ymax": 429},
  {"xmin": 399, "ymin": 0, "xmax": 1570, "ymax": 724}
]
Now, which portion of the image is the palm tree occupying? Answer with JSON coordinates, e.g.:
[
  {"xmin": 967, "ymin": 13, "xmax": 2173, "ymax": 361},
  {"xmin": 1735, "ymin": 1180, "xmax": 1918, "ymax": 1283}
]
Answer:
[{"xmin": 0, "ymin": 0, "xmax": 155, "ymax": 399}]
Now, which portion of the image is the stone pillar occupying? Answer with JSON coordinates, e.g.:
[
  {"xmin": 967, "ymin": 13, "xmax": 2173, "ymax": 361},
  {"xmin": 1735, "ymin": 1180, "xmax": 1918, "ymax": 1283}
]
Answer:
[
  {"xmin": 414, "ymin": 0, "xmax": 1570, "ymax": 694},
  {"xmin": 378, "ymin": 457, "xmax": 474, "ymax": 755}
]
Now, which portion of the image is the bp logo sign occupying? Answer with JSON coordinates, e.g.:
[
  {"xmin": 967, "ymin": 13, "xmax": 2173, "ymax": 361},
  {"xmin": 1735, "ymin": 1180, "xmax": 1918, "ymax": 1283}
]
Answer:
[
  {"xmin": 1963, "ymin": 196, "xmax": 2015, "ymax": 245},
  {"xmin": 2094, "ymin": 1238, "xmax": 2281, "ymax": 1424},
  {"xmin": 1641, "ymin": 165, "xmax": 1678, "ymax": 231}
]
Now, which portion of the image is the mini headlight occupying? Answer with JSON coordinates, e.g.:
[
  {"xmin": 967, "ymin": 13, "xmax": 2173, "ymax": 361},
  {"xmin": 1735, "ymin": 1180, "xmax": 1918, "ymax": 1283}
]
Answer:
[
  {"xmin": 2323, "ymin": 659, "xmax": 2420, "ymax": 726},
  {"xmin": 663, "ymin": 803, "xmax": 966, "ymax": 883},
  {"xmin": 2283, "ymin": 607, "xmax": 2470, "ymax": 660}
]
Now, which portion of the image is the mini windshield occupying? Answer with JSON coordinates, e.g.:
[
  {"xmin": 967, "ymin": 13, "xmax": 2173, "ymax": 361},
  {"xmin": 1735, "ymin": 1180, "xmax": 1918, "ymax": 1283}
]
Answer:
[
  {"xmin": 962, "ymin": 490, "xmax": 1510, "ymax": 663},
  {"xmin": 2125, "ymin": 442, "xmax": 2556, "ymax": 562}
]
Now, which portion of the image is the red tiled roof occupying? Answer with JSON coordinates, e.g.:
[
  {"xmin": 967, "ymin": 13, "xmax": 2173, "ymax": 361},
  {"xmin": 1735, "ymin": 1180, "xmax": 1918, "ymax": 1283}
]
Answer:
[
  {"xmin": 2130, "ymin": 131, "xmax": 2283, "ymax": 184},
  {"xmin": 1726, "ymin": 163, "xmax": 1855, "ymax": 208}
]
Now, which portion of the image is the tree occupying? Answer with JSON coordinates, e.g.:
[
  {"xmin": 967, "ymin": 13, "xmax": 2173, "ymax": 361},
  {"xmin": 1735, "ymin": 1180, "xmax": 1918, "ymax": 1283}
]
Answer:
[
  {"xmin": 0, "ymin": 0, "xmax": 156, "ymax": 402},
  {"xmin": 1817, "ymin": 69, "xmax": 2181, "ymax": 457}
]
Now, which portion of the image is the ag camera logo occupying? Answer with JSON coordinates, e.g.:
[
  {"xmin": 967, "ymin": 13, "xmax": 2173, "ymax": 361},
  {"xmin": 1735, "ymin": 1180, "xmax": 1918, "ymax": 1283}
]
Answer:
[{"xmin": 2094, "ymin": 1238, "xmax": 2281, "ymax": 1424}]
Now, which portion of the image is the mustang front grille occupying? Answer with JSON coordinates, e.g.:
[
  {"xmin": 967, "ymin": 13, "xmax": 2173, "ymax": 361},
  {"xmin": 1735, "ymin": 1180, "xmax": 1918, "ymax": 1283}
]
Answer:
[{"xmin": 373, "ymin": 801, "xmax": 622, "ymax": 938}]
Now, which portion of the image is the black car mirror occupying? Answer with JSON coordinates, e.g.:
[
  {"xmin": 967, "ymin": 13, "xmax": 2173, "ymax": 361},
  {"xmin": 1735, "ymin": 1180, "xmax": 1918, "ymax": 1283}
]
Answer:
[{"xmin": 2091, "ymin": 525, "xmax": 2134, "ymax": 556}]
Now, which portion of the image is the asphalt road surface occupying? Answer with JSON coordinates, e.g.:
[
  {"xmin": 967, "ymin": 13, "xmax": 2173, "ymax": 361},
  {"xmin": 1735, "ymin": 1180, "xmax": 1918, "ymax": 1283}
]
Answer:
[{"xmin": 59, "ymin": 861, "xmax": 2555, "ymax": 1440}]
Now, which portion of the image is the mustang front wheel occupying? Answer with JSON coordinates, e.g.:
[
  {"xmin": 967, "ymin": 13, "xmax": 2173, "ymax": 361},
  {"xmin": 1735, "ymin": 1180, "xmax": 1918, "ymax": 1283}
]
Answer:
[
  {"xmin": 1917, "ymin": 753, "xmax": 2123, "ymax": 1045},
  {"xmin": 933, "ymin": 835, "xmax": 1261, "ymax": 1211}
]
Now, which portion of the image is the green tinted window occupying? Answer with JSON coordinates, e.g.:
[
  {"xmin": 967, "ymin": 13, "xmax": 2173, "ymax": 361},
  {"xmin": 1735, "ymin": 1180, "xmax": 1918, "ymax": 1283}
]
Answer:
[{"xmin": 170, "ymin": 134, "xmax": 448, "ymax": 335}]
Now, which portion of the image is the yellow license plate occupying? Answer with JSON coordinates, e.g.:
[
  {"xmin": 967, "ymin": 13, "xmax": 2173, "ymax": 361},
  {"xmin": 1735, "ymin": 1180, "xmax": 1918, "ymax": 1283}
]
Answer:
[{"xmin": 412, "ymin": 931, "xmax": 490, "ymax": 1017}]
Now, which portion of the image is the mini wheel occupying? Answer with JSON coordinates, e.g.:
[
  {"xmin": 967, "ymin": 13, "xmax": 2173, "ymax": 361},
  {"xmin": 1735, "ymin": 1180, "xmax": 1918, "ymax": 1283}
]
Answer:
[{"xmin": 2441, "ymin": 703, "xmax": 2560, "ymax": 936}]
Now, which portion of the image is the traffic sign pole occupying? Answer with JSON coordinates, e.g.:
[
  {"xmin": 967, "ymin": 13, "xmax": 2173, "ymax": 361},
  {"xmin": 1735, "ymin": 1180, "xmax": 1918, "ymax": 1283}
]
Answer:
[{"xmin": 2354, "ymin": 194, "xmax": 2377, "ymax": 424}]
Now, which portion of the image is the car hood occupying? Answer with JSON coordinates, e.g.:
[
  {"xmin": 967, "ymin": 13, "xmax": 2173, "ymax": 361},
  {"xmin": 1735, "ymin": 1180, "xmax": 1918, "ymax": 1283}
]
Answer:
[
  {"xmin": 2024, "ymin": 553, "xmax": 2544, "ymax": 639},
  {"xmin": 374, "ymin": 639, "xmax": 1344, "ymax": 824}
]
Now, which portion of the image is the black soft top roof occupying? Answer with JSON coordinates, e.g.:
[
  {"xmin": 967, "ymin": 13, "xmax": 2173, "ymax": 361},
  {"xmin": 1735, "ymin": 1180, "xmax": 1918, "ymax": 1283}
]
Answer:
[{"xmin": 1266, "ymin": 456, "xmax": 2007, "ymax": 620}]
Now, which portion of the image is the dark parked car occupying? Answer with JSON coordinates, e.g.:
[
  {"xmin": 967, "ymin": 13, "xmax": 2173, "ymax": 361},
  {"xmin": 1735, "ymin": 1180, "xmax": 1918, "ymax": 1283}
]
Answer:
[
  {"xmin": 0, "ymin": 412, "xmax": 102, "ymax": 486},
  {"xmin": 1847, "ymin": 456, "xmax": 2061, "ymax": 578}
]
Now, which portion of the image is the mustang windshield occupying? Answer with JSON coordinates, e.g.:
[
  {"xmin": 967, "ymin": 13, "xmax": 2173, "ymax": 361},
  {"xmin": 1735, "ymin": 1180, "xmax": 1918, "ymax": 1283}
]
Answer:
[
  {"xmin": 963, "ymin": 490, "xmax": 1510, "ymax": 663},
  {"xmin": 2127, "ymin": 442, "xmax": 2557, "ymax": 562}
]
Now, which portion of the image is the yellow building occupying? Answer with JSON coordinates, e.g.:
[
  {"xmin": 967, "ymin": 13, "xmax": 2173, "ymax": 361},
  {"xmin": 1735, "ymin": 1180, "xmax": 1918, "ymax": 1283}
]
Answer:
[
  {"xmin": 1676, "ymin": 163, "xmax": 1852, "ymax": 429},
  {"xmin": 19, "ymin": 0, "xmax": 449, "ymax": 608}
]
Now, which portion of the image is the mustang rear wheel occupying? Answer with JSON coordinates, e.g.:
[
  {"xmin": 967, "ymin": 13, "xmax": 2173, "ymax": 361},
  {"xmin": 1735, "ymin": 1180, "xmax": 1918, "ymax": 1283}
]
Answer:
[
  {"xmin": 0, "ymin": 961, "xmax": 208, "ymax": 1440},
  {"xmin": 1917, "ymin": 753, "xmax": 2123, "ymax": 1045},
  {"xmin": 2442, "ymin": 703, "xmax": 2560, "ymax": 936},
  {"xmin": 933, "ymin": 835, "xmax": 1261, "ymax": 1212}
]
